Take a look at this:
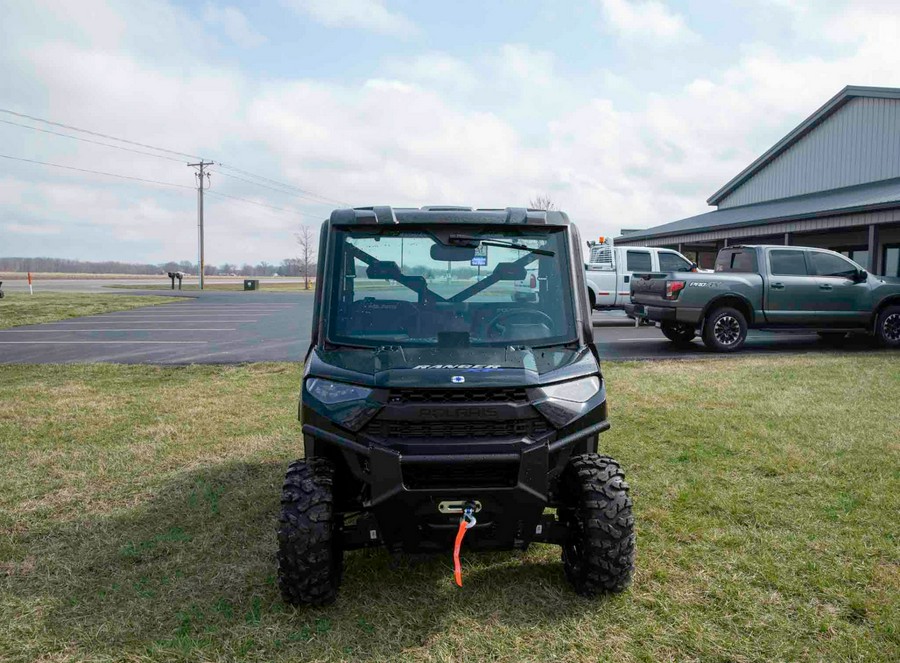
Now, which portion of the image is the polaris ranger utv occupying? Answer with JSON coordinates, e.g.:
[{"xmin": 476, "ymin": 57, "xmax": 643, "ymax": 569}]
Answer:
[{"xmin": 278, "ymin": 206, "xmax": 635, "ymax": 606}]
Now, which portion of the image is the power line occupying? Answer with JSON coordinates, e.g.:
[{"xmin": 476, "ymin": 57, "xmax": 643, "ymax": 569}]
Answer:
[
  {"xmin": 0, "ymin": 108, "xmax": 204, "ymax": 160},
  {"xmin": 0, "ymin": 107, "xmax": 346, "ymax": 207},
  {"xmin": 0, "ymin": 154, "xmax": 321, "ymax": 220},
  {"xmin": 0, "ymin": 118, "xmax": 186, "ymax": 163},
  {"xmin": 214, "ymin": 170, "xmax": 335, "ymax": 207},
  {"xmin": 0, "ymin": 153, "xmax": 194, "ymax": 189},
  {"xmin": 206, "ymin": 190, "xmax": 323, "ymax": 219},
  {"xmin": 216, "ymin": 162, "xmax": 348, "ymax": 206}
]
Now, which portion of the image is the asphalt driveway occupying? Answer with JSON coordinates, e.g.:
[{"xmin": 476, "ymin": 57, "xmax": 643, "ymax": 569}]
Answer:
[
  {"xmin": 0, "ymin": 291, "xmax": 889, "ymax": 364},
  {"xmin": 0, "ymin": 292, "xmax": 310, "ymax": 364}
]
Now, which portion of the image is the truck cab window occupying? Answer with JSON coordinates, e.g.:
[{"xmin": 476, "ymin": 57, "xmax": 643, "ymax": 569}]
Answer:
[
  {"xmin": 810, "ymin": 252, "xmax": 858, "ymax": 278},
  {"xmin": 714, "ymin": 249, "xmax": 757, "ymax": 273},
  {"xmin": 769, "ymin": 250, "xmax": 809, "ymax": 276},
  {"xmin": 658, "ymin": 252, "xmax": 690, "ymax": 272},
  {"xmin": 626, "ymin": 251, "xmax": 652, "ymax": 272}
]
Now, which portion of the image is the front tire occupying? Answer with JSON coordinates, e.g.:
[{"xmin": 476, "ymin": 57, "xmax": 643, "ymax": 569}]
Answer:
[
  {"xmin": 660, "ymin": 322, "xmax": 696, "ymax": 345},
  {"xmin": 876, "ymin": 305, "xmax": 900, "ymax": 348},
  {"xmin": 277, "ymin": 458, "xmax": 343, "ymax": 606},
  {"xmin": 702, "ymin": 306, "xmax": 747, "ymax": 352},
  {"xmin": 560, "ymin": 454, "xmax": 635, "ymax": 596}
]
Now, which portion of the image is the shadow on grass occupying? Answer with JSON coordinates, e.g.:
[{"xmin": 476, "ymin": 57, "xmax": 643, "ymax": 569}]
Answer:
[{"xmin": 8, "ymin": 460, "xmax": 604, "ymax": 660}]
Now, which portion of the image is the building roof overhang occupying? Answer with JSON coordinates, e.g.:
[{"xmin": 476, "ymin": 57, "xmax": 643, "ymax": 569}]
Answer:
[{"xmin": 618, "ymin": 176, "xmax": 900, "ymax": 243}]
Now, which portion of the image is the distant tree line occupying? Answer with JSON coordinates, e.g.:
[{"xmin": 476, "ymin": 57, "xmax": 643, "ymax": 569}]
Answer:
[
  {"xmin": 399, "ymin": 265, "xmax": 478, "ymax": 280},
  {"xmin": 0, "ymin": 257, "xmax": 316, "ymax": 277}
]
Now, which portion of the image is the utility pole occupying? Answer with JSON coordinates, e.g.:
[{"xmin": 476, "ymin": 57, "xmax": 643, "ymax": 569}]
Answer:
[{"xmin": 188, "ymin": 161, "xmax": 213, "ymax": 289}]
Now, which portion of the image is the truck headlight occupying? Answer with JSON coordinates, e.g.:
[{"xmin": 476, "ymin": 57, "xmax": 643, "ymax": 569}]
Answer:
[
  {"xmin": 529, "ymin": 376, "xmax": 604, "ymax": 428},
  {"xmin": 306, "ymin": 378, "xmax": 372, "ymax": 405}
]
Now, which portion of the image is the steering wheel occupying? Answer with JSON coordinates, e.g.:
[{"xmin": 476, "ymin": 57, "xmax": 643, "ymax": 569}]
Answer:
[{"xmin": 485, "ymin": 308, "xmax": 555, "ymax": 338}]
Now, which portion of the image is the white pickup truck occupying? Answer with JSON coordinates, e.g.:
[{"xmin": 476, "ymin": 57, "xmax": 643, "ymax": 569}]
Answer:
[{"xmin": 583, "ymin": 238, "xmax": 697, "ymax": 310}]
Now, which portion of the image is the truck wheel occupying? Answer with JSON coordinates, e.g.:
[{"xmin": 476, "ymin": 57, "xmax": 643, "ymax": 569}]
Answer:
[
  {"xmin": 559, "ymin": 454, "xmax": 635, "ymax": 596},
  {"xmin": 875, "ymin": 305, "xmax": 900, "ymax": 348},
  {"xmin": 702, "ymin": 306, "xmax": 747, "ymax": 352},
  {"xmin": 277, "ymin": 458, "xmax": 343, "ymax": 606},
  {"xmin": 660, "ymin": 322, "xmax": 695, "ymax": 345}
]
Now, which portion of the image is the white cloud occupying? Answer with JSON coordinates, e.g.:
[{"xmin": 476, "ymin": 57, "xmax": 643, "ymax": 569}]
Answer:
[
  {"xmin": 382, "ymin": 53, "xmax": 476, "ymax": 92},
  {"xmin": 598, "ymin": 0, "xmax": 696, "ymax": 42},
  {"xmin": 285, "ymin": 0, "xmax": 418, "ymax": 36},
  {"xmin": 4, "ymin": 0, "xmax": 900, "ymax": 264},
  {"xmin": 495, "ymin": 44, "xmax": 557, "ymax": 88},
  {"xmin": 5, "ymin": 222, "xmax": 61, "ymax": 235},
  {"xmin": 203, "ymin": 4, "xmax": 267, "ymax": 48}
]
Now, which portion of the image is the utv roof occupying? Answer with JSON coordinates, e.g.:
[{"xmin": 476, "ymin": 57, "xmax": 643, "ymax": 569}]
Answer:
[{"xmin": 328, "ymin": 206, "xmax": 571, "ymax": 226}]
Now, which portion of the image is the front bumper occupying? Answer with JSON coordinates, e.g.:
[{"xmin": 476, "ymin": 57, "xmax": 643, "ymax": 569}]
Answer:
[
  {"xmin": 625, "ymin": 302, "xmax": 703, "ymax": 326},
  {"xmin": 301, "ymin": 419, "xmax": 609, "ymax": 553}
]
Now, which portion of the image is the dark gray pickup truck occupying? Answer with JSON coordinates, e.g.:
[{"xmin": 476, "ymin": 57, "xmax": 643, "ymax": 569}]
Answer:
[{"xmin": 625, "ymin": 245, "xmax": 900, "ymax": 352}]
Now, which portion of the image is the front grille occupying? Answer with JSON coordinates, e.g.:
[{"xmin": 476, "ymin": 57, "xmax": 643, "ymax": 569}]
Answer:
[
  {"xmin": 366, "ymin": 418, "xmax": 550, "ymax": 439},
  {"xmin": 403, "ymin": 462, "xmax": 518, "ymax": 489},
  {"xmin": 388, "ymin": 387, "xmax": 529, "ymax": 404}
]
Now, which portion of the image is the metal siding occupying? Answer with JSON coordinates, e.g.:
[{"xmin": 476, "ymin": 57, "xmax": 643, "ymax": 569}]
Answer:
[{"xmin": 719, "ymin": 98, "xmax": 900, "ymax": 208}]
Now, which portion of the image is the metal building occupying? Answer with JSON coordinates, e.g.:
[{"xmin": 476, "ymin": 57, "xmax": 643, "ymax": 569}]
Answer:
[{"xmin": 616, "ymin": 86, "xmax": 900, "ymax": 277}]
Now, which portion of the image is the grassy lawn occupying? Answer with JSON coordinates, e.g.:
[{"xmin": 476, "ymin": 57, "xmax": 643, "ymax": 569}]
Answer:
[
  {"xmin": 0, "ymin": 292, "xmax": 183, "ymax": 330},
  {"xmin": 0, "ymin": 357, "xmax": 897, "ymax": 662}
]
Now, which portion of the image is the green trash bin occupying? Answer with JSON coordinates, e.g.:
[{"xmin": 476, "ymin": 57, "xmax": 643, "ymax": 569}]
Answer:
[{"xmin": 243, "ymin": 279, "xmax": 259, "ymax": 291}]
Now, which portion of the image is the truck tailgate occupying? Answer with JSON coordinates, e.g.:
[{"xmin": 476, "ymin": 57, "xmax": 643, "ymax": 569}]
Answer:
[{"xmin": 630, "ymin": 273, "xmax": 668, "ymax": 303}]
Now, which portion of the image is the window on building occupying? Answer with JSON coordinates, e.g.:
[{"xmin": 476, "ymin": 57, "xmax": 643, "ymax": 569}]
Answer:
[
  {"xmin": 657, "ymin": 252, "xmax": 691, "ymax": 272},
  {"xmin": 626, "ymin": 250, "xmax": 652, "ymax": 272},
  {"xmin": 769, "ymin": 250, "xmax": 809, "ymax": 276},
  {"xmin": 809, "ymin": 251, "xmax": 858, "ymax": 278},
  {"xmin": 885, "ymin": 245, "xmax": 900, "ymax": 277}
]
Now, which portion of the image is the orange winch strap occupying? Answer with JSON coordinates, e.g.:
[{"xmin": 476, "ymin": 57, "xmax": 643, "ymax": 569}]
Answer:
[{"xmin": 453, "ymin": 519, "xmax": 468, "ymax": 587}]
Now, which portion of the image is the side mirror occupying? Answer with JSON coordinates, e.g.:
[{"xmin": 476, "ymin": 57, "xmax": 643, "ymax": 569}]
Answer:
[
  {"xmin": 856, "ymin": 269, "xmax": 868, "ymax": 283},
  {"xmin": 690, "ymin": 262, "xmax": 699, "ymax": 272}
]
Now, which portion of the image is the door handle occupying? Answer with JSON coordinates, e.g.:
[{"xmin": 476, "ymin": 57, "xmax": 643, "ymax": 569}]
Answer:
[
  {"xmin": 819, "ymin": 284, "xmax": 833, "ymax": 290},
  {"xmin": 770, "ymin": 282, "xmax": 785, "ymax": 290}
]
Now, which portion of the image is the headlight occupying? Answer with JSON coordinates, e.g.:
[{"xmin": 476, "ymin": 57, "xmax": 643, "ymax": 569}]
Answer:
[
  {"xmin": 540, "ymin": 376, "xmax": 600, "ymax": 403},
  {"xmin": 529, "ymin": 375, "xmax": 604, "ymax": 428},
  {"xmin": 306, "ymin": 378, "xmax": 372, "ymax": 405}
]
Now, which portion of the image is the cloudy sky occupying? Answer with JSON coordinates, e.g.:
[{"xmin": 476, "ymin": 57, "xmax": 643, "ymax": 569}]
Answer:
[{"xmin": 2, "ymin": 0, "xmax": 899, "ymax": 266}]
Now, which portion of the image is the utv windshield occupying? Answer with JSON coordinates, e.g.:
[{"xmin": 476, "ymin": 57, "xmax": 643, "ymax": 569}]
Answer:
[{"xmin": 327, "ymin": 226, "xmax": 577, "ymax": 348}]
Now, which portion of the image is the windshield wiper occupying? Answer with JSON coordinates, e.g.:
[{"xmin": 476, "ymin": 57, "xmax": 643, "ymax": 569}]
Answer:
[{"xmin": 448, "ymin": 235, "xmax": 555, "ymax": 257}]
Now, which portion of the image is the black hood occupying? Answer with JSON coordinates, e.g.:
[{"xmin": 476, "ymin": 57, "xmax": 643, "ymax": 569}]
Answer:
[{"xmin": 306, "ymin": 345, "xmax": 599, "ymax": 388}]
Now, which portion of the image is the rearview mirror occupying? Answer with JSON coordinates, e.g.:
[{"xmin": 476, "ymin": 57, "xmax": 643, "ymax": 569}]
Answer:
[
  {"xmin": 492, "ymin": 263, "xmax": 527, "ymax": 281},
  {"xmin": 430, "ymin": 244, "xmax": 476, "ymax": 261}
]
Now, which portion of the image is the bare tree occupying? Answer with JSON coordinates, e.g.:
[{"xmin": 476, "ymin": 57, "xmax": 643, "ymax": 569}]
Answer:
[
  {"xmin": 528, "ymin": 194, "xmax": 557, "ymax": 211},
  {"xmin": 295, "ymin": 223, "xmax": 318, "ymax": 290}
]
